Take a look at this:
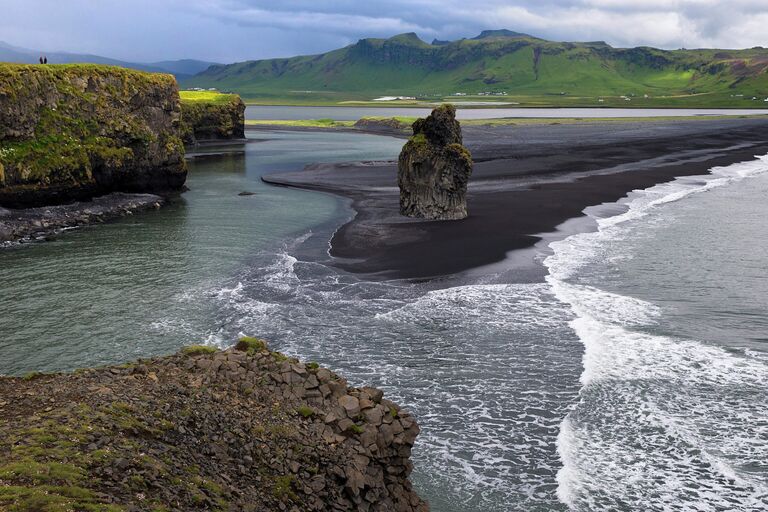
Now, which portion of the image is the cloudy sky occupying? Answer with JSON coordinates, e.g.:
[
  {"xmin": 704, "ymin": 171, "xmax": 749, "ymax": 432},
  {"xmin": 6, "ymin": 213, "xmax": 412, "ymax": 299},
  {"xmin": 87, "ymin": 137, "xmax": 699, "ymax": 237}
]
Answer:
[{"xmin": 2, "ymin": 0, "xmax": 767, "ymax": 63}]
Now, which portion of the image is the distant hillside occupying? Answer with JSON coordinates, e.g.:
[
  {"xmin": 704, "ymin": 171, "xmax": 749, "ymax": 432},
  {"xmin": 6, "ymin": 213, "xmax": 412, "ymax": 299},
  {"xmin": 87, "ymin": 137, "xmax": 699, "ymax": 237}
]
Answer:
[
  {"xmin": 183, "ymin": 31, "xmax": 768, "ymax": 106},
  {"xmin": 0, "ymin": 42, "xmax": 217, "ymax": 78},
  {"xmin": 148, "ymin": 59, "xmax": 219, "ymax": 77}
]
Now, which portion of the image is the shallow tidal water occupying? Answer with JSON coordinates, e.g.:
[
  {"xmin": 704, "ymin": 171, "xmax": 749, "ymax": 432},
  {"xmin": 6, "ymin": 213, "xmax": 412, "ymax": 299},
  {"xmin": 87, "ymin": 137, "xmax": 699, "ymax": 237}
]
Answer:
[
  {"xmin": 1, "ymin": 129, "xmax": 767, "ymax": 511},
  {"xmin": 0, "ymin": 131, "xmax": 400, "ymax": 372}
]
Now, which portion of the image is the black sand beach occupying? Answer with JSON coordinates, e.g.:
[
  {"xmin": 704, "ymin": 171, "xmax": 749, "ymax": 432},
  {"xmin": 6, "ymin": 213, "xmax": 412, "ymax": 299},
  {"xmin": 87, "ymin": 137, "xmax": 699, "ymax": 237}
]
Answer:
[{"xmin": 262, "ymin": 117, "xmax": 768, "ymax": 280}]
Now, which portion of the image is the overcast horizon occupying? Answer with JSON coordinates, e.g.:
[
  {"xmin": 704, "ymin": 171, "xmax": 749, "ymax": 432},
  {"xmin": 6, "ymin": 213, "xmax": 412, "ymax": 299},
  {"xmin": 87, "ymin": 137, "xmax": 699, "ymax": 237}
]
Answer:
[{"xmin": 2, "ymin": 0, "xmax": 767, "ymax": 64}]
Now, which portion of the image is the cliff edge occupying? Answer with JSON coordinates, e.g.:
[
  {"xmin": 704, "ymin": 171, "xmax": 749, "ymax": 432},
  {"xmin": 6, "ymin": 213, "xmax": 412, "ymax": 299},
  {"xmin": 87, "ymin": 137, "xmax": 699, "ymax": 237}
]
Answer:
[
  {"xmin": 180, "ymin": 91, "xmax": 246, "ymax": 144},
  {"xmin": 0, "ymin": 338, "xmax": 428, "ymax": 512},
  {"xmin": 0, "ymin": 64, "xmax": 187, "ymax": 208}
]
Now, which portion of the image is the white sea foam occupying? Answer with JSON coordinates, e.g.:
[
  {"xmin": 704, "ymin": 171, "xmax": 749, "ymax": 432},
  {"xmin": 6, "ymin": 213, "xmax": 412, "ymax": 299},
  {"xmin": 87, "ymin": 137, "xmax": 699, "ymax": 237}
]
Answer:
[
  {"xmin": 201, "ymin": 256, "xmax": 583, "ymax": 510},
  {"xmin": 548, "ymin": 154, "xmax": 768, "ymax": 281},
  {"xmin": 547, "ymin": 154, "xmax": 768, "ymax": 510},
  {"xmin": 376, "ymin": 282, "xmax": 569, "ymax": 330}
]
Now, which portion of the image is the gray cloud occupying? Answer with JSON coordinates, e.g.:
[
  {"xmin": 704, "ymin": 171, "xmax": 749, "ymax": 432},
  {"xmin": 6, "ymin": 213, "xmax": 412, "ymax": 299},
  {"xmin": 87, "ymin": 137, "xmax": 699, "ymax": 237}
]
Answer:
[{"xmin": 1, "ymin": 0, "xmax": 766, "ymax": 63}]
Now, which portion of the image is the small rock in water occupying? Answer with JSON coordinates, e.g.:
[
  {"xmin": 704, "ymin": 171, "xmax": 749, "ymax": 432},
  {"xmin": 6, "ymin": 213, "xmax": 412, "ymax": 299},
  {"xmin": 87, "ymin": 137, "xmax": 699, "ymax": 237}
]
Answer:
[{"xmin": 238, "ymin": 191, "xmax": 256, "ymax": 196}]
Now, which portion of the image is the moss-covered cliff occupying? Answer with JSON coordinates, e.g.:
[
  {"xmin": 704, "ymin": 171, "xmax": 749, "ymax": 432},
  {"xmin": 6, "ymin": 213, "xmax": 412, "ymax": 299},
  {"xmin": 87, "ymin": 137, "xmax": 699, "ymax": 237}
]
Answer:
[
  {"xmin": 179, "ymin": 91, "xmax": 246, "ymax": 144},
  {"xmin": 0, "ymin": 64, "xmax": 187, "ymax": 208}
]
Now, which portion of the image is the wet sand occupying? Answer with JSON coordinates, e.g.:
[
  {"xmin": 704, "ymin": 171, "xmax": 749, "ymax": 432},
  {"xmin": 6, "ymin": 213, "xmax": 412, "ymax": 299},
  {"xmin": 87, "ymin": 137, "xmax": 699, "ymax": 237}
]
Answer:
[{"xmin": 262, "ymin": 117, "xmax": 768, "ymax": 280}]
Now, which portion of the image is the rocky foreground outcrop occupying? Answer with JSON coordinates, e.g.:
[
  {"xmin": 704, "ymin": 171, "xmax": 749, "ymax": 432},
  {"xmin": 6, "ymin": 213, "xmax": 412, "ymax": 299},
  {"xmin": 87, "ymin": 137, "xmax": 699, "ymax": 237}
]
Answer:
[
  {"xmin": 0, "ymin": 338, "xmax": 428, "ymax": 512},
  {"xmin": 180, "ymin": 93, "xmax": 246, "ymax": 144},
  {"xmin": 398, "ymin": 104, "xmax": 472, "ymax": 220},
  {"xmin": 0, "ymin": 64, "xmax": 187, "ymax": 208}
]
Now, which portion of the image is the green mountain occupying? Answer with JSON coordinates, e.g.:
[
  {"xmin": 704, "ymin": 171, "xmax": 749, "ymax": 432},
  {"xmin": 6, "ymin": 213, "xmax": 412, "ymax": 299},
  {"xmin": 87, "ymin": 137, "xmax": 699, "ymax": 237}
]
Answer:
[{"xmin": 183, "ymin": 31, "xmax": 768, "ymax": 106}]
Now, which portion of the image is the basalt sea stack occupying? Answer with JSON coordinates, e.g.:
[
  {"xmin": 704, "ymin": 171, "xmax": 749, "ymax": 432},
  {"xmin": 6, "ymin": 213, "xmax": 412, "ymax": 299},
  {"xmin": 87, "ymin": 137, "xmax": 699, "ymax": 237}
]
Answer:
[{"xmin": 397, "ymin": 104, "xmax": 473, "ymax": 220}]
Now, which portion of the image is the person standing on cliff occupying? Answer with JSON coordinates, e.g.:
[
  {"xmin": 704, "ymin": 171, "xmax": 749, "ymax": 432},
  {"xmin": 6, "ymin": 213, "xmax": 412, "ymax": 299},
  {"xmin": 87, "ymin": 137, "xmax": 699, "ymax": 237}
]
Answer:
[
  {"xmin": 39, "ymin": 56, "xmax": 43, "ymax": 64},
  {"xmin": 43, "ymin": 56, "xmax": 47, "ymax": 64}
]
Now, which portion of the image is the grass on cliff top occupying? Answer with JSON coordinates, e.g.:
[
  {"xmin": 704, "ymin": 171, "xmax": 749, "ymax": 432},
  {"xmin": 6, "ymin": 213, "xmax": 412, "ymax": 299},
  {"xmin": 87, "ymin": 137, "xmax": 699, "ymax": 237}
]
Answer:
[
  {"xmin": 180, "ymin": 90, "xmax": 240, "ymax": 105},
  {"xmin": 0, "ymin": 63, "xmax": 175, "ymax": 86}
]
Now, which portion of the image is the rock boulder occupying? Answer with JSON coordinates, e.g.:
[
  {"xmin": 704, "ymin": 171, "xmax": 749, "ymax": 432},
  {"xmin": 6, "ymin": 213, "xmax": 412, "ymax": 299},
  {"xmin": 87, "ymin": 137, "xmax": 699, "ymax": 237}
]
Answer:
[{"xmin": 0, "ymin": 339, "xmax": 429, "ymax": 511}]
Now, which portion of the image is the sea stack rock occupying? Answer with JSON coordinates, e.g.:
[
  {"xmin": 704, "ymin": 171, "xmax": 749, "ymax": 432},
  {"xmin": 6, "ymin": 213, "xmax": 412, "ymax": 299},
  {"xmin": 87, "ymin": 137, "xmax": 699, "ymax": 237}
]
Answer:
[{"xmin": 398, "ymin": 104, "xmax": 472, "ymax": 220}]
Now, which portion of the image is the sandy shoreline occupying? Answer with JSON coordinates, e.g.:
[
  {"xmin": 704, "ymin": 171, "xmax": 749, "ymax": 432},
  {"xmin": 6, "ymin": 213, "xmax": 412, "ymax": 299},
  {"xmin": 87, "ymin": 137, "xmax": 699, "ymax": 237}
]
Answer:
[{"xmin": 262, "ymin": 117, "xmax": 768, "ymax": 281}]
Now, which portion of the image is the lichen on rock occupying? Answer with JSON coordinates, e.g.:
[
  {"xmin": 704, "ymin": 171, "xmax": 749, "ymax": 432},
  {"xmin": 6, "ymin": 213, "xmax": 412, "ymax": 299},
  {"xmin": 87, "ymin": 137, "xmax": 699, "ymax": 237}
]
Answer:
[{"xmin": 397, "ymin": 104, "xmax": 473, "ymax": 220}]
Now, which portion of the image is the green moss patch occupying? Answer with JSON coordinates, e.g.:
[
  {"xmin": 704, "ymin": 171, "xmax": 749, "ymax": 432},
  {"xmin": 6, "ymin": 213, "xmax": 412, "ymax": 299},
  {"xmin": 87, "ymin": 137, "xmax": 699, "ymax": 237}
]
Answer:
[
  {"xmin": 181, "ymin": 345, "xmax": 218, "ymax": 356},
  {"xmin": 234, "ymin": 336, "xmax": 268, "ymax": 354},
  {"xmin": 271, "ymin": 475, "xmax": 298, "ymax": 502},
  {"xmin": 296, "ymin": 405, "xmax": 315, "ymax": 418},
  {"xmin": 0, "ymin": 409, "xmax": 126, "ymax": 512},
  {"xmin": 179, "ymin": 90, "xmax": 238, "ymax": 105}
]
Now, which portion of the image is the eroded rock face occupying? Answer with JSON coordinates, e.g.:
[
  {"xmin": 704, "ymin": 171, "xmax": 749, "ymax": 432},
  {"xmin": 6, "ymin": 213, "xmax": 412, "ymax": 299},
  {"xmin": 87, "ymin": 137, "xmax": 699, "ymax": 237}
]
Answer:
[
  {"xmin": 179, "ymin": 94, "xmax": 246, "ymax": 144},
  {"xmin": 0, "ymin": 64, "xmax": 187, "ymax": 208},
  {"xmin": 398, "ymin": 104, "xmax": 472, "ymax": 220}
]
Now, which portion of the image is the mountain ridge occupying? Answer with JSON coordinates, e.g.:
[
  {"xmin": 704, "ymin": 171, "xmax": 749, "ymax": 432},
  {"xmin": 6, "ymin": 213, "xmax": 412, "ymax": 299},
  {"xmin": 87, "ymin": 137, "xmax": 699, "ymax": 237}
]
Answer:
[
  {"xmin": 0, "ymin": 41, "xmax": 217, "ymax": 78},
  {"xmin": 183, "ymin": 30, "xmax": 768, "ymax": 106}
]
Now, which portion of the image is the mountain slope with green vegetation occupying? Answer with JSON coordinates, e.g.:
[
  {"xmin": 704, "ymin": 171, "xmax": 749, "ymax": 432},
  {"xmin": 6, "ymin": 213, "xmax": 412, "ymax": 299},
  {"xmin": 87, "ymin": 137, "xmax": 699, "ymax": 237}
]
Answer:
[{"xmin": 183, "ymin": 31, "xmax": 768, "ymax": 107}]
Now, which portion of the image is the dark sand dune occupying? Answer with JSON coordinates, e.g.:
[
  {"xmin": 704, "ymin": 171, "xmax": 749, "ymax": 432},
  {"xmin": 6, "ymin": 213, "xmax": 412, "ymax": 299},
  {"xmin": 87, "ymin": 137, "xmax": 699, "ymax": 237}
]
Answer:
[{"xmin": 262, "ymin": 118, "xmax": 768, "ymax": 280}]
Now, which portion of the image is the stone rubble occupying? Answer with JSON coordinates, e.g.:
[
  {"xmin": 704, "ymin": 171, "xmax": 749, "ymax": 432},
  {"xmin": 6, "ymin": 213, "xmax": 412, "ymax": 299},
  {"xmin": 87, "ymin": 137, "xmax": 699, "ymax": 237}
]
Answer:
[{"xmin": 0, "ymin": 339, "xmax": 429, "ymax": 511}]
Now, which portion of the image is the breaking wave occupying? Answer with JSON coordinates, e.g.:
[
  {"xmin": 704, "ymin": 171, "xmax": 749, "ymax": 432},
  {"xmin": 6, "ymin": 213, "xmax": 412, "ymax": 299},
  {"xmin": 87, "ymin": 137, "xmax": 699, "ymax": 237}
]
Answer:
[{"xmin": 546, "ymin": 155, "xmax": 768, "ymax": 510}]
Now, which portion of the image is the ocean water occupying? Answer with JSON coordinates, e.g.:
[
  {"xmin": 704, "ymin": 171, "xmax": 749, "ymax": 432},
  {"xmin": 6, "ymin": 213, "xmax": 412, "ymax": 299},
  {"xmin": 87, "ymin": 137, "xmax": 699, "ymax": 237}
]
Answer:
[
  {"xmin": 547, "ymin": 155, "xmax": 768, "ymax": 511},
  {"xmin": 1, "ymin": 127, "xmax": 767, "ymax": 511},
  {"xmin": 0, "ymin": 130, "xmax": 403, "ymax": 372}
]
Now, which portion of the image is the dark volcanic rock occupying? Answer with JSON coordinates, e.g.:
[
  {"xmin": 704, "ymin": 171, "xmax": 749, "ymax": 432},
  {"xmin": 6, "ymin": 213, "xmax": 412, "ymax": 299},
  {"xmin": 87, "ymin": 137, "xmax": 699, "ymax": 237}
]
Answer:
[
  {"xmin": 0, "ymin": 339, "xmax": 429, "ymax": 511},
  {"xmin": 398, "ymin": 104, "xmax": 473, "ymax": 220},
  {"xmin": 0, "ymin": 192, "xmax": 165, "ymax": 244},
  {"xmin": 180, "ymin": 94, "xmax": 246, "ymax": 144}
]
